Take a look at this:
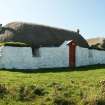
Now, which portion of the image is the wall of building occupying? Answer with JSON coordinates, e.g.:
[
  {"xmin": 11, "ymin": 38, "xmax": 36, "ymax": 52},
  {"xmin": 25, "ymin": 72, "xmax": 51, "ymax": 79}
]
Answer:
[
  {"xmin": 0, "ymin": 45, "xmax": 105, "ymax": 69},
  {"xmin": 76, "ymin": 46, "xmax": 105, "ymax": 67},
  {"xmin": 0, "ymin": 46, "xmax": 69, "ymax": 69}
]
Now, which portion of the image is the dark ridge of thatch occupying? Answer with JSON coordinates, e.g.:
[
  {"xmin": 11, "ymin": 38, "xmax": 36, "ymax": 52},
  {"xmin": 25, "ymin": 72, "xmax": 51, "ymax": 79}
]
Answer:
[
  {"xmin": 87, "ymin": 37, "xmax": 105, "ymax": 50},
  {"xmin": 0, "ymin": 22, "xmax": 89, "ymax": 48}
]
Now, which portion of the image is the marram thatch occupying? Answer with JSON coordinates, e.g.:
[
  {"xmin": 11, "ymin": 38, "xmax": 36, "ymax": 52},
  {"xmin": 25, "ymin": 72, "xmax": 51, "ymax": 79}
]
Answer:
[{"xmin": 0, "ymin": 22, "xmax": 89, "ymax": 48}]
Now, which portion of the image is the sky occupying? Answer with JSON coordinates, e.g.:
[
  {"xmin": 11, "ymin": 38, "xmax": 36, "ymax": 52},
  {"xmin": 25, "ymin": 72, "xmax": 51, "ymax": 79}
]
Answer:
[{"xmin": 0, "ymin": 0, "xmax": 105, "ymax": 39}]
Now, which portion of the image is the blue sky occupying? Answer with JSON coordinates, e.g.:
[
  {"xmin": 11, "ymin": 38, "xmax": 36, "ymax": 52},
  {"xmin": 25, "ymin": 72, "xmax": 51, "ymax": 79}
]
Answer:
[{"xmin": 0, "ymin": 0, "xmax": 105, "ymax": 39}]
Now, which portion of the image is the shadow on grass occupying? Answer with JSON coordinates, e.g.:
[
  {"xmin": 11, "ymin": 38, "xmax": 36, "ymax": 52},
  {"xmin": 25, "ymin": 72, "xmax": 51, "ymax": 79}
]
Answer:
[{"xmin": 0, "ymin": 65, "xmax": 105, "ymax": 73}]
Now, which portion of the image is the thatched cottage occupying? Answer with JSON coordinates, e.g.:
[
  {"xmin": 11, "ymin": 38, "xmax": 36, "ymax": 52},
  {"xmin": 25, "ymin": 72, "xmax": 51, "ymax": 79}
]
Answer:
[{"xmin": 0, "ymin": 22, "xmax": 105, "ymax": 69}]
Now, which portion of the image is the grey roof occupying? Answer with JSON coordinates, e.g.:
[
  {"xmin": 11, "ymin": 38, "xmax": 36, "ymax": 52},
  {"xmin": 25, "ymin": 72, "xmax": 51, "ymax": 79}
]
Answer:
[{"xmin": 0, "ymin": 22, "xmax": 89, "ymax": 48}]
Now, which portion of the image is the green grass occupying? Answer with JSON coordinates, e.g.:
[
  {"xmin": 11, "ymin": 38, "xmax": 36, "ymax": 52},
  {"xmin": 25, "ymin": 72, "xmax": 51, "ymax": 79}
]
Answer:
[
  {"xmin": 0, "ymin": 42, "xmax": 30, "ymax": 47},
  {"xmin": 0, "ymin": 66, "xmax": 105, "ymax": 105}
]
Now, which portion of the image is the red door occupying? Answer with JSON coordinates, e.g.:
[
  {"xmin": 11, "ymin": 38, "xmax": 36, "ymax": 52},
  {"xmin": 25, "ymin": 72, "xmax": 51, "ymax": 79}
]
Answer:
[{"xmin": 68, "ymin": 41, "xmax": 76, "ymax": 68}]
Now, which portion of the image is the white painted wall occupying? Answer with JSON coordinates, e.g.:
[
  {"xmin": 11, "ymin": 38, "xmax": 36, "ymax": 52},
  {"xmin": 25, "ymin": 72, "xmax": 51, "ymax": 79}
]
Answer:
[
  {"xmin": 76, "ymin": 46, "xmax": 89, "ymax": 67},
  {"xmin": 0, "ymin": 46, "xmax": 69, "ymax": 69},
  {"xmin": 0, "ymin": 45, "xmax": 105, "ymax": 69},
  {"xmin": 76, "ymin": 46, "xmax": 105, "ymax": 67}
]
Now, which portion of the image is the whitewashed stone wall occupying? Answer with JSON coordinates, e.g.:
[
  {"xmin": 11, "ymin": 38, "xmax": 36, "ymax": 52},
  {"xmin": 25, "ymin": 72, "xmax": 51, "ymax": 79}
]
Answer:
[
  {"xmin": 76, "ymin": 46, "xmax": 105, "ymax": 67},
  {"xmin": 76, "ymin": 46, "xmax": 89, "ymax": 67},
  {"xmin": 0, "ymin": 45, "xmax": 105, "ymax": 69},
  {"xmin": 0, "ymin": 46, "xmax": 69, "ymax": 69}
]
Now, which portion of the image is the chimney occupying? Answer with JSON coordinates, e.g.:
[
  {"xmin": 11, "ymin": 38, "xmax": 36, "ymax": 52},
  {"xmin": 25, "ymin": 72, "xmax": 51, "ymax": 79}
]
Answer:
[{"xmin": 77, "ymin": 29, "xmax": 80, "ymax": 35}]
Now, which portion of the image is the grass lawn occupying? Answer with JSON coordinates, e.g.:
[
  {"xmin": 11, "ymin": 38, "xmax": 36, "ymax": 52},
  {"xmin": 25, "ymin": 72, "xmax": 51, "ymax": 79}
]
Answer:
[{"xmin": 0, "ymin": 66, "xmax": 105, "ymax": 105}]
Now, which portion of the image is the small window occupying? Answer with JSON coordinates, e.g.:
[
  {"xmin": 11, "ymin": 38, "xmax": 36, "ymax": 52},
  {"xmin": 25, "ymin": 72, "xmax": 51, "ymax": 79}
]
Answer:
[{"xmin": 32, "ymin": 48, "xmax": 40, "ymax": 57}]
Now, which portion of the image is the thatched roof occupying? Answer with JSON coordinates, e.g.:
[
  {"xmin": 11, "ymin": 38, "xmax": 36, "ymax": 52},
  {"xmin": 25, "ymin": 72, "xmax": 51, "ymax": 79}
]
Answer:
[
  {"xmin": 87, "ymin": 37, "xmax": 105, "ymax": 50},
  {"xmin": 0, "ymin": 22, "xmax": 89, "ymax": 48}
]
